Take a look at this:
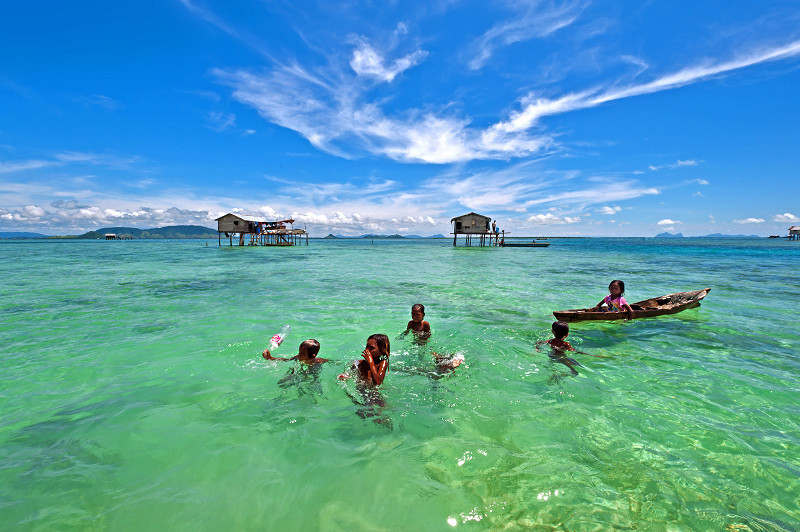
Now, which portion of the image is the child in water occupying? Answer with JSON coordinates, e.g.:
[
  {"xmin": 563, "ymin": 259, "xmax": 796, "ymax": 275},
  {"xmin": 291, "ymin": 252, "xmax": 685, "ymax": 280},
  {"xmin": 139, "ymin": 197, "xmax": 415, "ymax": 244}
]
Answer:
[
  {"xmin": 405, "ymin": 303, "xmax": 431, "ymax": 338},
  {"xmin": 593, "ymin": 279, "xmax": 634, "ymax": 320},
  {"xmin": 546, "ymin": 320, "xmax": 574, "ymax": 351},
  {"xmin": 403, "ymin": 304, "xmax": 463, "ymax": 369},
  {"xmin": 537, "ymin": 320, "xmax": 582, "ymax": 375},
  {"xmin": 339, "ymin": 334, "xmax": 390, "ymax": 385},
  {"xmin": 263, "ymin": 339, "xmax": 329, "ymax": 364}
]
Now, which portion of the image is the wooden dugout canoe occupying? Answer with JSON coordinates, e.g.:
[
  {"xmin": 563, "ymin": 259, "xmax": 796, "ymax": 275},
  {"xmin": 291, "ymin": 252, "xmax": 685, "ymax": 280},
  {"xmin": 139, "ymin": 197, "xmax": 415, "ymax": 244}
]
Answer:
[
  {"xmin": 500, "ymin": 242, "xmax": 550, "ymax": 247},
  {"xmin": 553, "ymin": 288, "xmax": 711, "ymax": 323}
]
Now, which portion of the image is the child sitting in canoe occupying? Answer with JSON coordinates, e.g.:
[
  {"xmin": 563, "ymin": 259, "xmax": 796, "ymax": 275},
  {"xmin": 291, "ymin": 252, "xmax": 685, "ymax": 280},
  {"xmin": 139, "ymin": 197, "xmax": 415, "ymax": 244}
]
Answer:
[
  {"xmin": 263, "ymin": 339, "xmax": 329, "ymax": 364},
  {"xmin": 593, "ymin": 279, "xmax": 634, "ymax": 320}
]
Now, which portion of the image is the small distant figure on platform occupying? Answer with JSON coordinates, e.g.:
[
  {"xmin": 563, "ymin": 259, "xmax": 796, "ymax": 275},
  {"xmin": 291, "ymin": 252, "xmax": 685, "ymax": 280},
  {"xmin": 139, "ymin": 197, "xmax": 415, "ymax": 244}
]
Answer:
[
  {"xmin": 405, "ymin": 303, "xmax": 431, "ymax": 339},
  {"xmin": 263, "ymin": 339, "xmax": 329, "ymax": 364},
  {"xmin": 491, "ymin": 219, "xmax": 497, "ymax": 233},
  {"xmin": 593, "ymin": 279, "xmax": 634, "ymax": 320},
  {"xmin": 338, "ymin": 334, "xmax": 390, "ymax": 385}
]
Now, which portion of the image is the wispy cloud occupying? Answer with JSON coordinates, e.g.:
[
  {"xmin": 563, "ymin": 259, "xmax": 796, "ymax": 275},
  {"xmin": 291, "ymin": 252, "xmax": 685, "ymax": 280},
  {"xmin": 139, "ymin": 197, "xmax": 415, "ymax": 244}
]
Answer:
[
  {"xmin": 76, "ymin": 94, "xmax": 121, "ymax": 109},
  {"xmin": 206, "ymin": 111, "xmax": 237, "ymax": 132},
  {"xmin": 468, "ymin": 1, "xmax": 585, "ymax": 70},
  {"xmin": 733, "ymin": 217, "xmax": 765, "ymax": 224},
  {"xmin": 658, "ymin": 219, "xmax": 681, "ymax": 225},
  {"xmin": 215, "ymin": 63, "xmax": 554, "ymax": 163},
  {"xmin": 490, "ymin": 39, "xmax": 800, "ymax": 132},
  {"xmin": 178, "ymin": 0, "xmax": 274, "ymax": 59},
  {"xmin": 350, "ymin": 41, "xmax": 428, "ymax": 82},
  {"xmin": 0, "ymin": 160, "xmax": 55, "ymax": 174},
  {"xmin": 648, "ymin": 159, "xmax": 699, "ymax": 171}
]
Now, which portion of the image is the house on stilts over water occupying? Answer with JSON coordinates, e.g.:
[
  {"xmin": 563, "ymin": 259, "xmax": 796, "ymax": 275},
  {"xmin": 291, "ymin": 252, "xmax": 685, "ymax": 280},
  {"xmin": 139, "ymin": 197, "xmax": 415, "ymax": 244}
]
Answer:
[
  {"xmin": 215, "ymin": 213, "xmax": 308, "ymax": 246},
  {"xmin": 450, "ymin": 212, "xmax": 504, "ymax": 246}
]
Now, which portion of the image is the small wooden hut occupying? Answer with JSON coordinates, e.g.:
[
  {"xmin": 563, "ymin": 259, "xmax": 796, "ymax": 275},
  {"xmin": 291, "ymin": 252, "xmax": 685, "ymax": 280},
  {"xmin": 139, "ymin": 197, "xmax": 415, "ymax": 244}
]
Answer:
[
  {"xmin": 789, "ymin": 226, "xmax": 800, "ymax": 240},
  {"xmin": 450, "ymin": 212, "xmax": 503, "ymax": 247},
  {"xmin": 215, "ymin": 213, "xmax": 308, "ymax": 247}
]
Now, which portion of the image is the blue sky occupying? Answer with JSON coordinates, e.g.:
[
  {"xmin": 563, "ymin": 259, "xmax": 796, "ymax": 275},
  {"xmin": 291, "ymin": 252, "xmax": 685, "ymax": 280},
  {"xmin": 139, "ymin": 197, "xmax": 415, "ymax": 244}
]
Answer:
[{"xmin": 2, "ymin": 0, "xmax": 799, "ymax": 236}]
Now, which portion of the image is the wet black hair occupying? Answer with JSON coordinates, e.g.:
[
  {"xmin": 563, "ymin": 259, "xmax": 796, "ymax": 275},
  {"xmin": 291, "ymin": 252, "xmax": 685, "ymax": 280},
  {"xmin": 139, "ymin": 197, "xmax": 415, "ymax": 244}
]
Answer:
[
  {"xmin": 300, "ymin": 339, "xmax": 320, "ymax": 358},
  {"xmin": 367, "ymin": 333, "xmax": 390, "ymax": 362},
  {"xmin": 608, "ymin": 280, "xmax": 625, "ymax": 300},
  {"xmin": 551, "ymin": 321, "xmax": 569, "ymax": 340},
  {"xmin": 411, "ymin": 303, "xmax": 425, "ymax": 313}
]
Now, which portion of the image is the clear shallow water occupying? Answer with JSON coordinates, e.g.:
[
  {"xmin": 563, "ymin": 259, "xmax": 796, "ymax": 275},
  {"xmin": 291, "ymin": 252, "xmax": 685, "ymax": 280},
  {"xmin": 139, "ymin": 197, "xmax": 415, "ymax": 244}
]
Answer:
[{"xmin": 1, "ymin": 237, "xmax": 798, "ymax": 530}]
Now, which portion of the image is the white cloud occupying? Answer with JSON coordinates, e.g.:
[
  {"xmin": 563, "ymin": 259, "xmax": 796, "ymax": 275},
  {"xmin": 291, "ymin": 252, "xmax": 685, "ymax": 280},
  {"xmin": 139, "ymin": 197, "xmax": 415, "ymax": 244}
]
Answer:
[
  {"xmin": 527, "ymin": 213, "xmax": 581, "ymax": 224},
  {"xmin": 773, "ymin": 212, "xmax": 800, "ymax": 223},
  {"xmin": 216, "ymin": 65, "xmax": 553, "ymax": 163},
  {"xmin": 733, "ymin": 217, "xmax": 765, "ymax": 224},
  {"xmin": 648, "ymin": 159, "xmax": 700, "ymax": 171},
  {"xmin": 206, "ymin": 111, "xmax": 237, "ymax": 132},
  {"xmin": 350, "ymin": 42, "xmax": 427, "ymax": 82},
  {"xmin": 77, "ymin": 94, "xmax": 120, "ymax": 109},
  {"xmin": 657, "ymin": 219, "xmax": 681, "ymax": 225},
  {"xmin": 598, "ymin": 205, "xmax": 621, "ymax": 215},
  {"xmin": 491, "ymin": 39, "xmax": 800, "ymax": 136},
  {"xmin": 0, "ymin": 160, "xmax": 55, "ymax": 174},
  {"xmin": 468, "ymin": 1, "xmax": 585, "ymax": 70}
]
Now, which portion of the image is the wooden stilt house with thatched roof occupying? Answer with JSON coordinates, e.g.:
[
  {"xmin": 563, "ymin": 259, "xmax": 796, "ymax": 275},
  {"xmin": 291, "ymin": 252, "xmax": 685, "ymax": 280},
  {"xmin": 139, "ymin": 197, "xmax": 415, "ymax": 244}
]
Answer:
[{"xmin": 215, "ymin": 213, "xmax": 308, "ymax": 246}]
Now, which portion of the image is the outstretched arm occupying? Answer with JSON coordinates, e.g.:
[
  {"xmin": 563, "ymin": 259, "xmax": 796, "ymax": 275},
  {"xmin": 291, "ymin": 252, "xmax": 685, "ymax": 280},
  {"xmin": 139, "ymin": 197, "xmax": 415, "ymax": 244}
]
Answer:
[{"xmin": 262, "ymin": 349, "xmax": 291, "ymax": 361}]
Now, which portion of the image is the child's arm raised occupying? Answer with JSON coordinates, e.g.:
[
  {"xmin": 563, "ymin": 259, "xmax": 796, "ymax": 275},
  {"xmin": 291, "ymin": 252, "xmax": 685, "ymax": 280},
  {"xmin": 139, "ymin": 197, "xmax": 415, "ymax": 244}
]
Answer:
[{"xmin": 361, "ymin": 349, "xmax": 389, "ymax": 385}]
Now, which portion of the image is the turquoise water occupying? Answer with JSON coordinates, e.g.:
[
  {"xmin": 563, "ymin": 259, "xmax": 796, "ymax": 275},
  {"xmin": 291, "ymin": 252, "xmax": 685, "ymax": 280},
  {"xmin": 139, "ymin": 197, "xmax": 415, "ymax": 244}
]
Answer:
[{"xmin": 1, "ymin": 238, "xmax": 798, "ymax": 530}]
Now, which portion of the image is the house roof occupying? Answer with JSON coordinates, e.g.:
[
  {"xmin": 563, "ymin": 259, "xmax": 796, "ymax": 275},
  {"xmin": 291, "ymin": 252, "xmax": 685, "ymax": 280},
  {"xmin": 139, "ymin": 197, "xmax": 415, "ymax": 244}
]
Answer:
[{"xmin": 450, "ymin": 212, "xmax": 491, "ymax": 222}]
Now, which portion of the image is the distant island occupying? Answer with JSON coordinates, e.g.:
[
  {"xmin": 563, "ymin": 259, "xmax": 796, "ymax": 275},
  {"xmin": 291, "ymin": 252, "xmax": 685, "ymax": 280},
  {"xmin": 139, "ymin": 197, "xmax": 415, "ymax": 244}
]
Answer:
[
  {"xmin": 12, "ymin": 225, "xmax": 220, "ymax": 240},
  {"xmin": 322, "ymin": 233, "xmax": 446, "ymax": 239},
  {"xmin": 0, "ymin": 231, "xmax": 50, "ymax": 239},
  {"xmin": 655, "ymin": 232, "xmax": 762, "ymax": 238}
]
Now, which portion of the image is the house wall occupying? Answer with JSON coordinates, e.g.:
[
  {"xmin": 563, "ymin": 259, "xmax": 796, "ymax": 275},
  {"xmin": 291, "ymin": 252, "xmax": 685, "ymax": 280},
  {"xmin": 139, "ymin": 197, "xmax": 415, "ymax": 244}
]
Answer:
[
  {"xmin": 453, "ymin": 214, "xmax": 491, "ymax": 234},
  {"xmin": 217, "ymin": 215, "xmax": 256, "ymax": 233}
]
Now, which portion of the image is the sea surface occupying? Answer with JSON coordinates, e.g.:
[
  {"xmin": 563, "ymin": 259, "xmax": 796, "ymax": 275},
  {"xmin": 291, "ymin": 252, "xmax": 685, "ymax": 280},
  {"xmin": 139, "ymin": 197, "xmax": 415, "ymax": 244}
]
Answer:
[{"xmin": 1, "ymin": 237, "xmax": 798, "ymax": 530}]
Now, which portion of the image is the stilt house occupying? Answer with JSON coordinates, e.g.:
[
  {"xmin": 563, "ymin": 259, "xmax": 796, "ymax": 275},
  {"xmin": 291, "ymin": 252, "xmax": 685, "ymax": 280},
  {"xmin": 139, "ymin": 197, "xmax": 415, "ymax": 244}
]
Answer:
[
  {"xmin": 215, "ymin": 213, "xmax": 308, "ymax": 246},
  {"xmin": 450, "ymin": 212, "xmax": 502, "ymax": 247}
]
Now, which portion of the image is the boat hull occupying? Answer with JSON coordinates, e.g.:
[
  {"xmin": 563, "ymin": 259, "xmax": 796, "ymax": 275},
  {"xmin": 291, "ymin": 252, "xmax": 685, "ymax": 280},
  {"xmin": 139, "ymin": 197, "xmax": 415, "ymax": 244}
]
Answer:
[
  {"xmin": 553, "ymin": 288, "xmax": 710, "ymax": 322},
  {"xmin": 501, "ymin": 243, "xmax": 550, "ymax": 247}
]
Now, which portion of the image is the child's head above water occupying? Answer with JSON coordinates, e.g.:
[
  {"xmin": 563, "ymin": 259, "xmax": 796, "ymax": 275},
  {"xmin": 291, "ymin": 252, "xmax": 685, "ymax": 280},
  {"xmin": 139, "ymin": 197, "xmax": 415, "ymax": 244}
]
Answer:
[
  {"xmin": 608, "ymin": 279, "xmax": 625, "ymax": 298},
  {"xmin": 366, "ymin": 333, "xmax": 391, "ymax": 360},
  {"xmin": 551, "ymin": 320, "xmax": 569, "ymax": 340},
  {"xmin": 411, "ymin": 303, "xmax": 425, "ymax": 321},
  {"xmin": 299, "ymin": 339, "xmax": 320, "ymax": 358}
]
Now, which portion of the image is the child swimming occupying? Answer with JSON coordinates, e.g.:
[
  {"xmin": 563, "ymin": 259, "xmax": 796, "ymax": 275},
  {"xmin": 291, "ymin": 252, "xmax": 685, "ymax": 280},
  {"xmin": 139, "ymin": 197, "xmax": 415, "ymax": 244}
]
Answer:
[
  {"xmin": 263, "ymin": 339, "xmax": 329, "ymax": 364},
  {"xmin": 338, "ymin": 334, "xmax": 390, "ymax": 386},
  {"xmin": 405, "ymin": 303, "xmax": 431, "ymax": 338},
  {"xmin": 593, "ymin": 279, "xmax": 634, "ymax": 320},
  {"xmin": 536, "ymin": 321, "xmax": 582, "ymax": 375},
  {"xmin": 546, "ymin": 320, "xmax": 574, "ymax": 351}
]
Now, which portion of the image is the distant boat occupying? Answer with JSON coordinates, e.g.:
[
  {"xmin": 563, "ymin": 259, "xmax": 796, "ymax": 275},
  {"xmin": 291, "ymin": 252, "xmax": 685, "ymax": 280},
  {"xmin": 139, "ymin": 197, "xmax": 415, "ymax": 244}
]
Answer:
[
  {"xmin": 500, "ymin": 242, "xmax": 550, "ymax": 248},
  {"xmin": 553, "ymin": 288, "xmax": 710, "ymax": 322}
]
